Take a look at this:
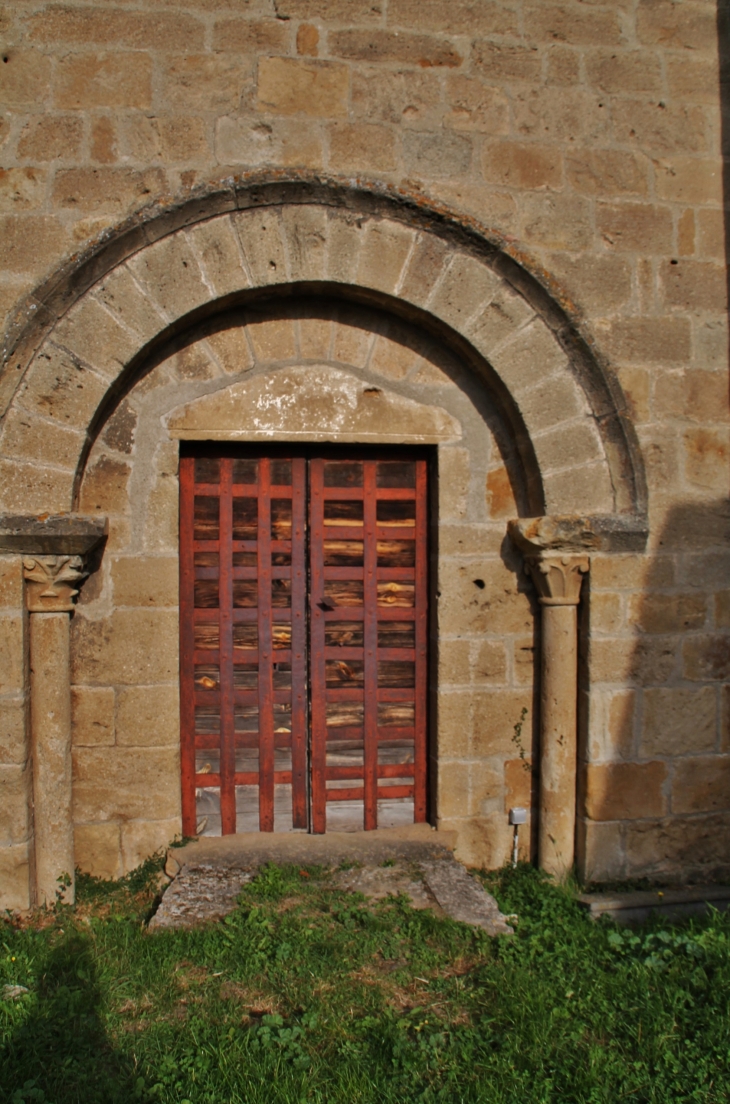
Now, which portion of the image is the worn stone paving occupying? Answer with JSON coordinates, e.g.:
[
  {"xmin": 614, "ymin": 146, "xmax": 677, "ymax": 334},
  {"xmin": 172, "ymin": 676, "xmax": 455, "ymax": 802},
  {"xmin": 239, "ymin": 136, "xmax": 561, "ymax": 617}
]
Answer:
[{"xmin": 148, "ymin": 828, "xmax": 512, "ymax": 935}]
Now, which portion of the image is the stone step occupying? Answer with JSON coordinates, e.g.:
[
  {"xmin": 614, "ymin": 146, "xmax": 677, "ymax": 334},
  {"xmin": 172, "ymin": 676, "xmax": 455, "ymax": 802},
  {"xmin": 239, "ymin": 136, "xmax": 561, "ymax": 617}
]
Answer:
[
  {"xmin": 578, "ymin": 884, "xmax": 730, "ymax": 926},
  {"xmin": 149, "ymin": 827, "xmax": 512, "ymax": 935}
]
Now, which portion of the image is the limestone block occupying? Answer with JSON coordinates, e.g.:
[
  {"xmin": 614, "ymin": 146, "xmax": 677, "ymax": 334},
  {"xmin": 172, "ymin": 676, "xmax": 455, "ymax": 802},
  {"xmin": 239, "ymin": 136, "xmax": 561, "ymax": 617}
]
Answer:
[
  {"xmin": 438, "ymin": 524, "xmax": 505, "ymax": 557},
  {"xmin": 436, "ymin": 691, "xmax": 471, "ymax": 757},
  {"xmin": 327, "ymin": 122, "xmax": 397, "ymax": 173},
  {"xmin": 167, "ymin": 366, "xmax": 460, "ymax": 444},
  {"xmin": 356, "ymin": 220, "xmax": 416, "ymax": 296},
  {"xmin": 73, "ymin": 745, "xmax": 181, "ymax": 822},
  {"xmin": 467, "ymin": 759, "xmax": 504, "ymax": 816},
  {"xmin": 18, "ymin": 344, "xmax": 109, "ymax": 428},
  {"xmin": 204, "ymin": 327, "xmax": 256, "ymax": 376},
  {"xmin": 93, "ymin": 265, "xmax": 168, "ymax": 345},
  {"xmin": 128, "ymin": 234, "xmax": 212, "ymax": 320},
  {"xmin": 437, "ymin": 761, "xmax": 472, "ymax": 820},
  {"xmin": 653, "ymin": 157, "xmax": 720, "ymax": 205},
  {"xmin": 522, "ymin": 192, "xmax": 593, "ymax": 251},
  {"xmin": 471, "ymin": 690, "xmax": 534, "ymax": 757},
  {"xmin": 112, "ymin": 557, "xmax": 178, "ymax": 608},
  {"xmin": 482, "ymin": 141, "xmax": 563, "ymax": 190},
  {"xmin": 0, "ymin": 698, "xmax": 28, "ymax": 766},
  {"xmin": 587, "ymin": 689, "xmax": 636, "ymax": 762},
  {"xmin": 450, "ymin": 813, "xmax": 514, "ymax": 870},
  {"xmin": 587, "ymin": 592, "xmax": 624, "ymax": 635},
  {"xmin": 684, "ymin": 428, "xmax": 730, "ymax": 493},
  {"xmin": 144, "ymin": 476, "xmax": 179, "ymax": 554},
  {"xmin": 281, "ymin": 205, "xmax": 328, "ymax": 281},
  {"xmin": 396, "ymin": 235, "xmax": 450, "ymax": 311},
  {"xmin": 0, "ymin": 215, "xmax": 68, "ymax": 280},
  {"xmin": 20, "ymin": 114, "xmax": 78, "ymax": 161},
  {"xmin": 624, "ymin": 814, "xmax": 730, "ymax": 881},
  {"xmin": 0, "ymin": 841, "xmax": 32, "ymax": 911},
  {"xmin": 504, "ymin": 758, "xmax": 534, "ymax": 810},
  {"xmin": 438, "ymin": 639, "xmax": 471, "ymax": 686},
  {"xmin": 583, "ymin": 761, "xmax": 667, "ymax": 821},
  {"xmin": 364, "ymin": 331, "xmax": 419, "ymax": 381},
  {"xmin": 543, "ymin": 462, "xmax": 615, "ymax": 515},
  {"xmin": 0, "ymin": 614, "xmax": 24, "ymax": 695},
  {"xmin": 71, "ymin": 609, "xmax": 178, "ymax": 686},
  {"xmin": 71, "ymin": 686, "xmax": 114, "ymax": 747},
  {"xmin": 233, "ymin": 209, "xmax": 290, "ymax": 287},
  {"xmin": 513, "ymin": 636, "xmax": 538, "ymax": 685},
  {"xmin": 121, "ymin": 817, "xmax": 182, "ymax": 874},
  {"xmin": 467, "ymin": 286, "xmax": 536, "ymax": 358},
  {"xmin": 597, "ymin": 317, "xmax": 691, "ymax": 365},
  {"xmin": 629, "ymin": 593, "xmax": 707, "ymax": 635},
  {"xmin": 299, "ymin": 316, "xmax": 333, "ymax": 361},
  {"xmin": 244, "ymin": 314, "xmax": 297, "ymax": 362},
  {"xmin": 0, "ymin": 556, "xmax": 23, "ymax": 609},
  {"xmin": 591, "ymin": 553, "xmax": 674, "ymax": 592},
  {"xmin": 577, "ymin": 820, "xmax": 625, "ymax": 883},
  {"xmin": 565, "ymin": 148, "xmax": 649, "ymax": 197},
  {"xmin": 438, "ymin": 561, "xmax": 532, "ymax": 635},
  {"xmin": 672, "ymin": 757, "xmax": 730, "ymax": 815},
  {"xmin": 55, "ymin": 51, "xmax": 152, "ymax": 110},
  {"xmin": 186, "ymin": 216, "xmax": 250, "ymax": 298},
  {"xmin": 641, "ymin": 688, "xmax": 717, "ymax": 757},
  {"xmin": 509, "ymin": 376, "xmax": 586, "ymax": 440},
  {"xmin": 717, "ymin": 591, "xmax": 730, "ymax": 630},
  {"xmin": 438, "ymin": 447, "xmax": 471, "ymax": 520},
  {"xmin": 476, "ymin": 641, "xmax": 508, "ymax": 686},
  {"xmin": 162, "ymin": 54, "xmax": 253, "ymax": 113},
  {"xmin": 589, "ymin": 636, "xmax": 677, "ymax": 686},
  {"xmin": 116, "ymin": 684, "xmax": 179, "ymax": 747},
  {"xmin": 78, "ymin": 455, "xmax": 131, "ymax": 515},
  {"xmin": 326, "ymin": 212, "xmax": 366, "ymax": 284},
  {"xmin": 51, "ymin": 298, "xmax": 141, "ymax": 384},
  {"xmin": 0, "ymin": 459, "xmax": 74, "ymax": 515},
  {"xmin": 215, "ymin": 114, "xmax": 324, "ymax": 170},
  {"xmin": 403, "ymin": 130, "xmax": 473, "ymax": 179},
  {"xmin": 0, "ymin": 408, "xmax": 84, "ymax": 472},
  {"xmin": 331, "ymin": 317, "xmax": 373, "ymax": 369},
  {"xmin": 74, "ymin": 822, "xmax": 121, "ymax": 880},
  {"xmin": 683, "ymin": 634, "xmax": 730, "ymax": 682},
  {"xmin": 257, "ymin": 57, "xmax": 349, "ymax": 117},
  {"xmin": 53, "ymin": 167, "xmax": 167, "ymax": 217},
  {"xmin": 533, "ymin": 421, "xmax": 604, "ymax": 474},
  {"xmin": 0, "ymin": 763, "xmax": 31, "ymax": 845},
  {"xmin": 428, "ymin": 253, "xmax": 500, "ymax": 330},
  {"xmin": 0, "ymin": 50, "xmax": 52, "ymax": 108},
  {"xmin": 486, "ymin": 318, "xmax": 569, "ymax": 395}
]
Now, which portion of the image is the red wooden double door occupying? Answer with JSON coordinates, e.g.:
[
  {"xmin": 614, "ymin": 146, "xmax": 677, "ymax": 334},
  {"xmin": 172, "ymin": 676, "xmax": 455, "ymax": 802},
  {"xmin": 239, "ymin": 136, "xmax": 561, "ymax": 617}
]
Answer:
[{"xmin": 179, "ymin": 448, "xmax": 428, "ymax": 835}]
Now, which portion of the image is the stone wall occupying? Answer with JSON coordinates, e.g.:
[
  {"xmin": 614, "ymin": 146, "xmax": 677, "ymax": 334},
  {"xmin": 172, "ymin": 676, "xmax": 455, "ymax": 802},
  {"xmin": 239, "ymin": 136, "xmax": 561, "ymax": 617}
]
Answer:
[{"xmin": 0, "ymin": 0, "xmax": 728, "ymax": 902}]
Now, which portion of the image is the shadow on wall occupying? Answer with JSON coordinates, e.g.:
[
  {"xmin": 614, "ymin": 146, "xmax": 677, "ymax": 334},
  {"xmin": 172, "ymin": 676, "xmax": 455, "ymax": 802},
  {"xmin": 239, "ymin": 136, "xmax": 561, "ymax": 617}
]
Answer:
[
  {"xmin": 0, "ymin": 934, "xmax": 139, "ymax": 1102},
  {"xmin": 577, "ymin": 497, "xmax": 730, "ymax": 884}
]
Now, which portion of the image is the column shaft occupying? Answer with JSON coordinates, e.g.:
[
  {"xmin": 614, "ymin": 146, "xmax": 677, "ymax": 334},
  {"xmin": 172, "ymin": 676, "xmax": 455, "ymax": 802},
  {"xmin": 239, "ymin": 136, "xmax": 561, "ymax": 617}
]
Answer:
[
  {"xmin": 30, "ymin": 612, "xmax": 74, "ymax": 905},
  {"xmin": 539, "ymin": 603, "xmax": 578, "ymax": 877}
]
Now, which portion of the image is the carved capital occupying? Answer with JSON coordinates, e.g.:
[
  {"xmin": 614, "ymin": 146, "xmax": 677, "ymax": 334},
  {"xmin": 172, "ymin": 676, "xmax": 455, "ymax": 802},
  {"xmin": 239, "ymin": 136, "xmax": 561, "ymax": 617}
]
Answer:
[
  {"xmin": 23, "ymin": 555, "xmax": 88, "ymax": 612},
  {"xmin": 525, "ymin": 554, "xmax": 589, "ymax": 606}
]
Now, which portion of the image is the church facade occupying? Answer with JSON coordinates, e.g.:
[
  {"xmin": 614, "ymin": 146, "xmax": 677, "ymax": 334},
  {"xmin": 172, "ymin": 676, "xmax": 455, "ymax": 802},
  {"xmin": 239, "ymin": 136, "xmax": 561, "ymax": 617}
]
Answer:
[{"xmin": 0, "ymin": 0, "xmax": 728, "ymax": 910}]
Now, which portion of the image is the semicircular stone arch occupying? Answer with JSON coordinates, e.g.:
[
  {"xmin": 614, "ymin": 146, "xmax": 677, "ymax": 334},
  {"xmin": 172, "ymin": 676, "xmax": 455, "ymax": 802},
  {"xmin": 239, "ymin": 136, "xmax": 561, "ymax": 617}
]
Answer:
[{"xmin": 0, "ymin": 180, "xmax": 646, "ymax": 524}]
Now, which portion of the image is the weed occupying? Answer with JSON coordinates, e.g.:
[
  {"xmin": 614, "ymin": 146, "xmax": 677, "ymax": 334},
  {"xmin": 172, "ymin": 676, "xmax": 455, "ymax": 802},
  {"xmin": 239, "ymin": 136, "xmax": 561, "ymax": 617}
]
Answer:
[{"xmin": 1, "ymin": 862, "xmax": 728, "ymax": 1103}]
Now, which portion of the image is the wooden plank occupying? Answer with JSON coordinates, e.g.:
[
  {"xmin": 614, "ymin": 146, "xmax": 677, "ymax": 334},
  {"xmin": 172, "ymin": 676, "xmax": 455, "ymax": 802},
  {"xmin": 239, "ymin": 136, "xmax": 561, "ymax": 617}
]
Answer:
[
  {"xmin": 309, "ymin": 457, "xmax": 327, "ymax": 833},
  {"xmin": 179, "ymin": 456, "xmax": 197, "ymax": 836},
  {"xmin": 363, "ymin": 459, "xmax": 378, "ymax": 830},
  {"xmin": 413, "ymin": 458, "xmax": 428, "ymax": 822},
  {"xmin": 290, "ymin": 456, "xmax": 308, "ymax": 828},
  {"xmin": 257, "ymin": 456, "xmax": 274, "ymax": 832},
  {"xmin": 219, "ymin": 458, "xmax": 236, "ymax": 835}
]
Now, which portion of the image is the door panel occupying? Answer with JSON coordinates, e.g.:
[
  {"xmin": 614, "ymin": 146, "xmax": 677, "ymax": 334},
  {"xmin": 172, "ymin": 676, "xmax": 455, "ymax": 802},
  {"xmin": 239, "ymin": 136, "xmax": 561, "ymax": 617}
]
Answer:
[
  {"xmin": 308, "ymin": 455, "xmax": 428, "ymax": 833},
  {"xmin": 180, "ymin": 449, "xmax": 428, "ymax": 835},
  {"xmin": 180, "ymin": 454, "xmax": 308, "ymax": 836}
]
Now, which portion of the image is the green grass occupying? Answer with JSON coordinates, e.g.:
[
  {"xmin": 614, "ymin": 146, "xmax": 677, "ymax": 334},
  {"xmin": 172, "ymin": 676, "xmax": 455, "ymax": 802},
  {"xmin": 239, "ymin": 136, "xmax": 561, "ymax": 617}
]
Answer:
[{"xmin": 1, "ymin": 859, "xmax": 729, "ymax": 1104}]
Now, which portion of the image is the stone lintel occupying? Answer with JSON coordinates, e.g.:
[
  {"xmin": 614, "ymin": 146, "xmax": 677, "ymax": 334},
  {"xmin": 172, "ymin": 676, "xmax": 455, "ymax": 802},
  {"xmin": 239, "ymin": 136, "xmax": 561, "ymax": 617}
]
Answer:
[
  {"xmin": 0, "ymin": 514, "xmax": 108, "ymax": 556},
  {"xmin": 508, "ymin": 514, "xmax": 648, "ymax": 556}
]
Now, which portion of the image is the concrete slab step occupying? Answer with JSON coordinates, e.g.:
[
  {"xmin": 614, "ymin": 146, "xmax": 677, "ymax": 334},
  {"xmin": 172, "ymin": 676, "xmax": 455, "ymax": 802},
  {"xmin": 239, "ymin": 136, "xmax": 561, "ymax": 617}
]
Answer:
[{"xmin": 149, "ymin": 826, "xmax": 512, "ymax": 935}]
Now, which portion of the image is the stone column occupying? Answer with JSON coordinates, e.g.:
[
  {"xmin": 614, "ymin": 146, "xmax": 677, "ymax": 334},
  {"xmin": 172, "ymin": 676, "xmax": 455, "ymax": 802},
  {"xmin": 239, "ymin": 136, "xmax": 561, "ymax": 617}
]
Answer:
[
  {"xmin": 23, "ymin": 555, "xmax": 87, "ymax": 905},
  {"xmin": 525, "ymin": 554, "xmax": 589, "ymax": 879}
]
